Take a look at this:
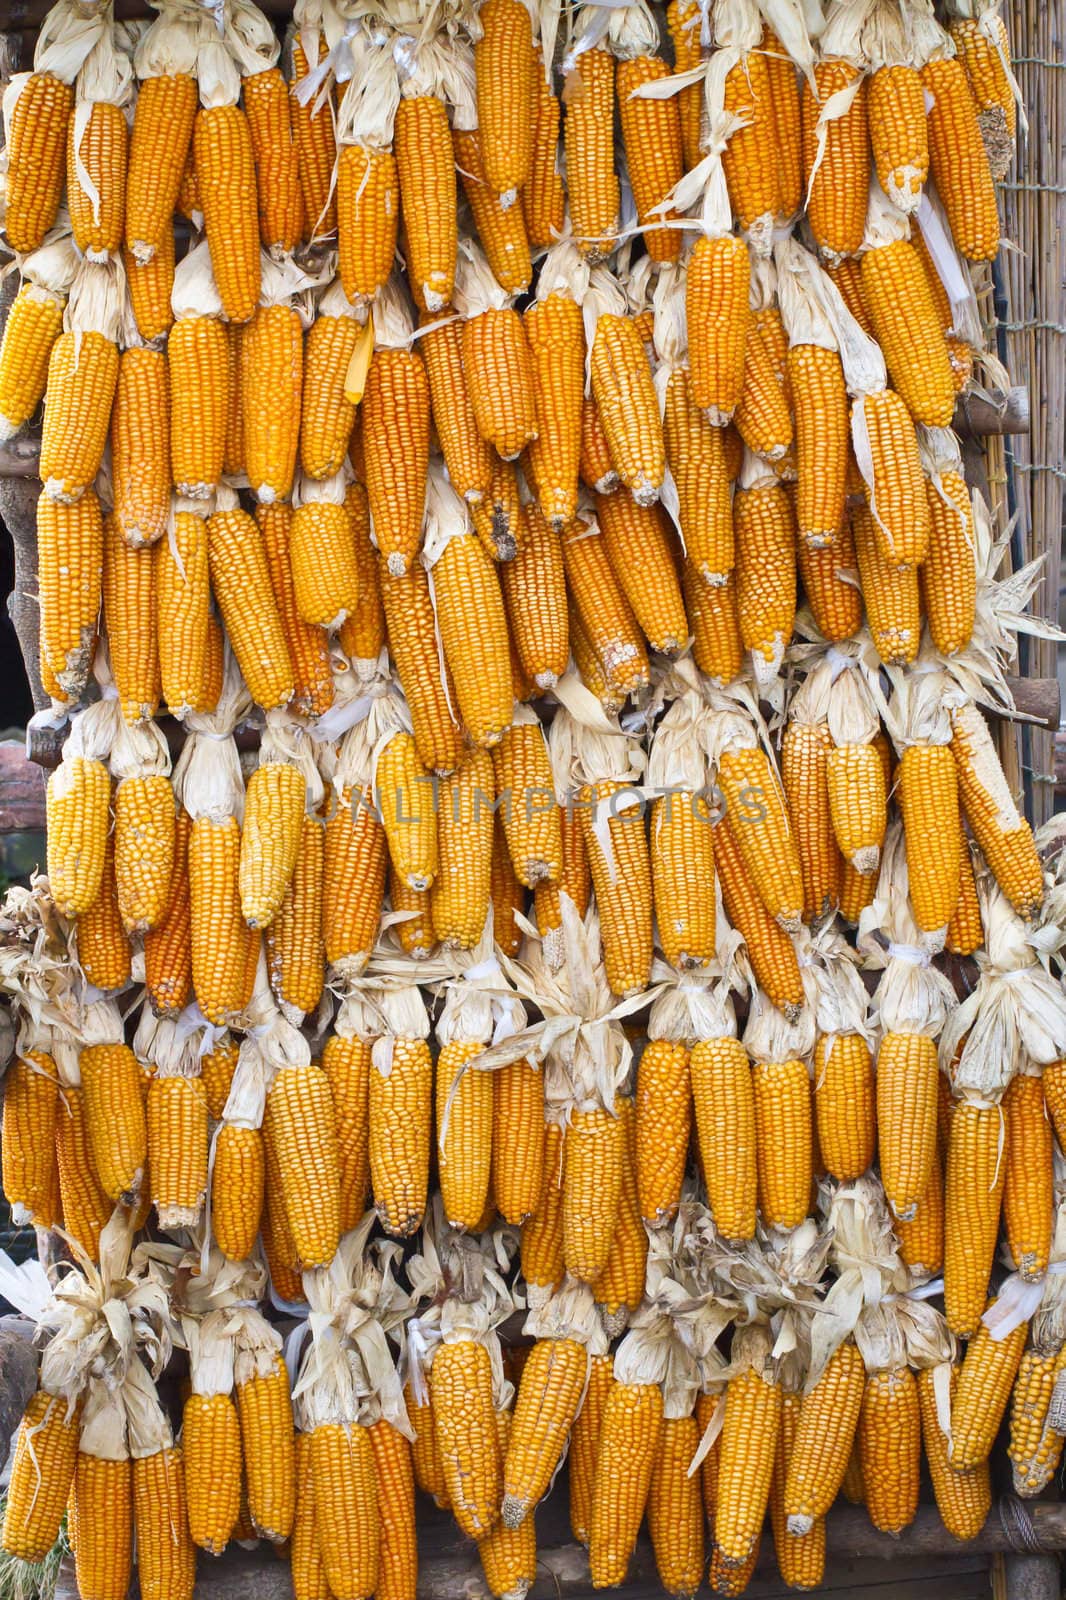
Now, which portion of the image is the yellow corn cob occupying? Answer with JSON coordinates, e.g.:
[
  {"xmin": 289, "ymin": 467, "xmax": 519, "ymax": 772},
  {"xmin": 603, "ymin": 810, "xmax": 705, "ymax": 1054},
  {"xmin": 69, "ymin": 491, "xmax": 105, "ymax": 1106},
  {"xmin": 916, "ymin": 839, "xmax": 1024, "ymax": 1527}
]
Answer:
[
  {"xmin": 169, "ymin": 314, "xmax": 229, "ymax": 498},
  {"xmin": 436, "ymin": 1040, "xmax": 493, "ymax": 1230},
  {"xmin": 67, "ymin": 101, "xmax": 126, "ymax": 262},
  {"xmin": 299, "ymin": 312, "xmax": 360, "ymax": 481},
  {"xmin": 951, "ymin": 700, "xmax": 1044, "ymax": 919},
  {"xmin": 147, "ymin": 1073, "xmax": 207, "ymax": 1229},
  {"xmin": 589, "ymin": 1382, "xmax": 664, "ymax": 1586},
  {"xmin": 852, "ymin": 501, "xmax": 921, "ymax": 667},
  {"xmin": 155, "ymin": 510, "xmax": 210, "ymax": 718},
  {"xmin": 635, "ymin": 1039, "xmax": 691, "ymax": 1228},
  {"xmin": 598, "ymin": 491, "xmax": 687, "ymax": 657},
  {"xmin": 564, "ymin": 522, "xmax": 649, "ymax": 701},
  {"xmin": 735, "ymin": 479, "xmax": 797, "ymax": 686},
  {"xmin": 563, "ymin": 49, "xmax": 618, "ymax": 262},
  {"xmin": 463, "ymin": 307, "xmax": 538, "ymax": 461},
  {"xmin": 47, "ymin": 754, "xmax": 109, "ymax": 916},
  {"xmin": 861, "ymin": 242, "xmax": 954, "ymax": 426},
  {"xmin": 569, "ymin": 1353, "xmax": 613, "ymax": 1546},
  {"xmin": 292, "ymin": 1431, "xmax": 328, "ymax": 1600},
  {"xmin": 490, "ymin": 719, "xmax": 561, "ymax": 888},
  {"xmin": 525, "ymin": 294, "xmax": 583, "ymax": 527},
  {"xmin": 923, "ymin": 469, "xmax": 976, "ymax": 656},
  {"xmin": 667, "ymin": 0, "xmax": 703, "ymax": 170},
  {"xmin": 1008, "ymin": 1349, "xmax": 1066, "ymax": 1497},
  {"xmin": 579, "ymin": 395, "xmax": 619, "ymax": 494},
  {"xmin": 454, "ymin": 127, "xmax": 532, "ymax": 296},
  {"xmin": 735, "ymin": 314, "xmax": 794, "ymax": 464},
  {"xmin": 895, "ymin": 1140, "xmax": 945, "ymax": 1278},
  {"xmin": 0, "ymin": 280, "xmax": 65, "ymax": 439},
  {"xmin": 877, "ymin": 1031, "xmax": 939, "ymax": 1222},
  {"xmin": 521, "ymin": 53, "xmax": 565, "ymax": 247},
  {"xmin": 684, "ymin": 564, "xmax": 743, "ymax": 683},
  {"xmin": 103, "ymin": 515, "xmax": 160, "ymax": 724},
  {"xmin": 594, "ymin": 1097, "xmax": 647, "ymax": 1332},
  {"xmin": 395, "ymin": 96, "xmax": 456, "ymax": 312},
  {"xmin": 562, "ymin": 1101, "xmax": 624, "ymax": 1284},
  {"xmin": 898, "ymin": 743, "xmax": 962, "ymax": 943},
  {"xmin": 589, "ymin": 314, "xmax": 664, "ymax": 503},
  {"xmin": 665, "ymin": 369, "xmax": 734, "ymax": 582},
  {"xmin": 651, "ymin": 788, "xmax": 716, "ymax": 972},
  {"xmin": 825, "ymin": 742, "xmax": 886, "ymax": 875},
  {"xmin": 288, "ymin": 498, "xmax": 360, "ymax": 627},
  {"xmin": 715, "ymin": 1364, "xmax": 782, "ymax": 1565},
  {"xmin": 241, "ymin": 302, "xmax": 303, "ymax": 504},
  {"xmin": 578, "ymin": 781, "xmax": 653, "ymax": 997},
  {"xmin": 502, "ymin": 1338, "xmax": 588, "ymax": 1526},
  {"xmin": 243, "ymin": 66, "xmax": 301, "ymax": 258},
  {"xmin": 234, "ymin": 1354, "xmax": 295, "ymax": 1543},
  {"xmin": 73, "ymin": 1454, "xmax": 132, "ymax": 1600},
  {"xmin": 363, "ymin": 346, "xmax": 430, "ymax": 575},
  {"xmin": 40, "ymin": 328, "xmax": 118, "ymax": 503},
  {"xmin": 132, "ymin": 1448, "xmax": 194, "ymax": 1600},
  {"xmin": 648, "ymin": 1412, "xmax": 705, "ymax": 1598},
  {"xmin": 143, "ymin": 809, "xmax": 192, "ymax": 1015},
  {"xmin": 194, "ymin": 107, "xmax": 260, "ymax": 323},
  {"xmin": 111, "ymin": 347, "xmax": 170, "ymax": 551},
  {"xmin": 950, "ymin": 14, "xmax": 1016, "ymax": 175},
  {"xmin": 714, "ymin": 815, "xmax": 803, "ymax": 1015},
  {"xmin": 188, "ymin": 816, "xmax": 251, "ymax": 1026},
  {"xmin": 475, "ymin": 0, "xmax": 535, "ymax": 198},
  {"xmin": 783, "ymin": 1340, "xmax": 865, "ymax": 1534},
  {"xmin": 782, "ymin": 721, "xmax": 842, "ymax": 920},
  {"xmin": 722, "ymin": 49, "xmax": 779, "ymax": 247},
  {"xmin": 859, "ymin": 1368, "xmax": 920, "ymax": 1536},
  {"xmin": 752, "ymin": 1056, "xmax": 812, "ymax": 1231},
  {"xmin": 420, "ymin": 311, "xmax": 494, "ymax": 504},
  {"xmin": 797, "ymin": 520, "xmax": 863, "ymax": 643},
  {"xmin": 322, "ymin": 783, "xmax": 386, "ymax": 974},
  {"xmin": 431, "ymin": 535, "xmax": 512, "ymax": 748},
  {"xmin": 855, "ymin": 389, "xmax": 931, "ymax": 566},
  {"xmin": 617, "ymin": 55, "xmax": 683, "ymax": 262},
  {"xmin": 867, "ymin": 64, "xmax": 928, "ymax": 212},
  {"xmin": 320, "ymin": 1033, "xmax": 370, "ymax": 1233},
  {"xmin": 310, "ymin": 1423, "xmax": 378, "ymax": 1600},
  {"xmin": 813, "ymin": 1034, "xmax": 874, "ymax": 1182},
  {"xmin": 521, "ymin": 1121, "xmax": 565, "ymax": 1302},
  {"xmin": 950, "ymin": 1302, "xmax": 1028, "ymax": 1471},
  {"xmin": 368, "ymin": 1418, "xmax": 417, "ymax": 1600},
  {"xmin": 370, "ymin": 1030, "xmax": 432, "ymax": 1237},
  {"xmin": 471, "ymin": 455, "xmax": 522, "ymax": 561},
  {"xmin": 4, "ymin": 74, "xmax": 73, "ymax": 253},
  {"xmin": 770, "ymin": 1392, "xmax": 825, "ymax": 1590},
  {"xmin": 267, "ymin": 1061, "xmax": 341, "ymax": 1267},
  {"xmin": 921, "ymin": 57, "xmax": 999, "ymax": 261},
  {"xmin": 212, "ymin": 1123, "xmax": 264, "ymax": 1262},
  {"xmin": 55, "ymin": 1085, "xmax": 111, "ymax": 1261},
  {"xmin": 37, "ymin": 491, "xmax": 103, "ymax": 702},
  {"xmin": 113, "ymin": 773, "xmax": 175, "ymax": 933},
  {"xmin": 801, "ymin": 61, "xmax": 868, "ymax": 262},
  {"xmin": 126, "ymin": 73, "xmax": 197, "ymax": 260},
  {"xmin": 257, "ymin": 504, "xmax": 333, "ymax": 719},
  {"xmin": 206, "ymin": 504, "xmax": 293, "ymax": 708},
  {"xmin": 380, "ymin": 561, "xmax": 465, "ymax": 773},
  {"xmin": 686, "ymin": 235, "xmax": 749, "ymax": 420},
  {"xmin": 2, "ymin": 1392, "xmax": 80, "ymax": 1562},
  {"xmin": 533, "ymin": 804, "xmax": 591, "ymax": 961},
  {"xmin": 289, "ymin": 38, "xmax": 336, "ymax": 239},
  {"xmin": 491, "ymin": 1058, "xmax": 544, "ymax": 1226},
  {"xmin": 2, "ymin": 1049, "xmax": 60, "ymax": 1225},
  {"xmin": 239, "ymin": 760, "xmax": 304, "ymax": 930},
  {"xmin": 125, "ymin": 231, "xmax": 175, "ymax": 343},
  {"xmin": 1003, "ymin": 1072, "xmax": 1052, "ymax": 1282},
  {"xmin": 688, "ymin": 1030, "xmax": 755, "ymax": 1241},
  {"xmin": 430, "ymin": 1341, "xmax": 501, "ymax": 1539},
  {"xmin": 80, "ymin": 1041, "xmax": 145, "ymax": 1205},
  {"xmin": 336, "ymin": 143, "xmax": 398, "ymax": 302},
  {"xmin": 76, "ymin": 833, "xmax": 130, "ymax": 993},
  {"xmin": 787, "ymin": 344, "xmax": 848, "ymax": 547},
  {"xmin": 763, "ymin": 25, "xmax": 802, "ymax": 218},
  {"xmin": 717, "ymin": 747, "xmax": 803, "ymax": 931}
]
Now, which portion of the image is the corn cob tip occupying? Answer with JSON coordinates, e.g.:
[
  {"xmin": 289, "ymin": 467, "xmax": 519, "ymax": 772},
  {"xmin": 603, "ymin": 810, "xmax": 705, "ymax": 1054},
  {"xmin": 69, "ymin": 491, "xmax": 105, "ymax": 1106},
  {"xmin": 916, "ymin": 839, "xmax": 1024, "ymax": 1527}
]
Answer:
[{"xmin": 852, "ymin": 846, "xmax": 880, "ymax": 876}]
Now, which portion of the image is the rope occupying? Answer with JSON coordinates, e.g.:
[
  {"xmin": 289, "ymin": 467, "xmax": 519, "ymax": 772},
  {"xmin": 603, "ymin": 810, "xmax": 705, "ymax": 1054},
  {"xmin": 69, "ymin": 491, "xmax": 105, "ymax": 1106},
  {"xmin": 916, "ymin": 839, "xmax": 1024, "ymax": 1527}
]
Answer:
[
  {"xmin": 1012, "ymin": 56, "xmax": 1066, "ymax": 69},
  {"xmin": 999, "ymin": 180, "xmax": 1066, "ymax": 196},
  {"xmin": 997, "ymin": 320, "xmax": 1066, "ymax": 334},
  {"xmin": 998, "ymin": 1495, "xmax": 1050, "ymax": 1556}
]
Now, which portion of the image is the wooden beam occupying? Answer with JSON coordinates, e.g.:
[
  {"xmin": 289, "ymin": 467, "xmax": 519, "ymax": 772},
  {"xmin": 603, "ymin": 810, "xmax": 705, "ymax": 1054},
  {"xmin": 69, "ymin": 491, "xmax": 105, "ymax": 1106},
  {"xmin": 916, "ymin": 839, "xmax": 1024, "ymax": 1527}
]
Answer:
[
  {"xmin": 45, "ymin": 1502, "xmax": 1065, "ymax": 1600},
  {"xmin": 954, "ymin": 385, "xmax": 1031, "ymax": 438},
  {"xmin": 1003, "ymin": 675, "xmax": 1062, "ymax": 731}
]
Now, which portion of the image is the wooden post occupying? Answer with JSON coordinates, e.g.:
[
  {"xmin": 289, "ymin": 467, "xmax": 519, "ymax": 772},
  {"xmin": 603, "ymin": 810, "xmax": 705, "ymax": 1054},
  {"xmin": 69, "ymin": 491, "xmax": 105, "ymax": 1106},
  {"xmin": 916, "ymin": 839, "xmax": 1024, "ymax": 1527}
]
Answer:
[{"xmin": 1003, "ymin": 1555, "xmax": 1061, "ymax": 1600}]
